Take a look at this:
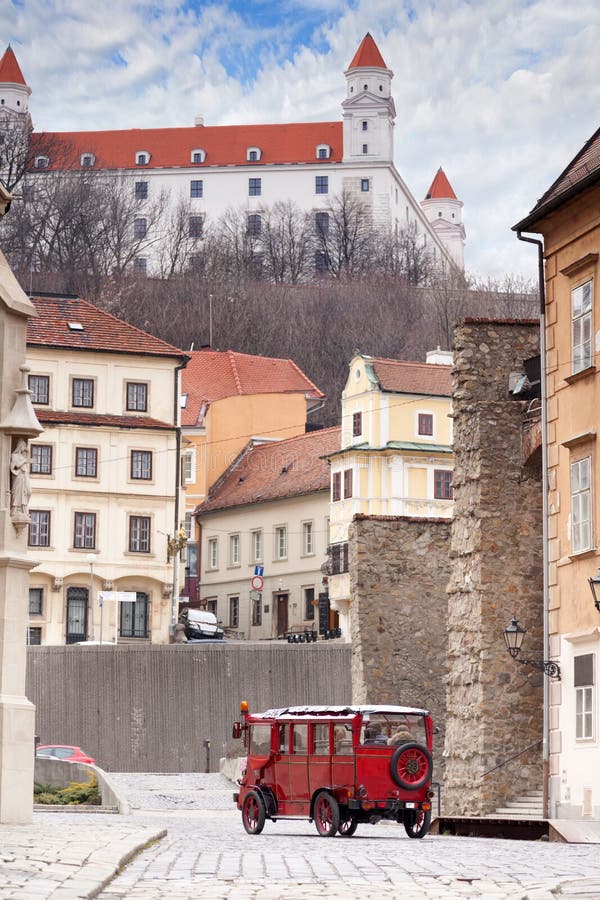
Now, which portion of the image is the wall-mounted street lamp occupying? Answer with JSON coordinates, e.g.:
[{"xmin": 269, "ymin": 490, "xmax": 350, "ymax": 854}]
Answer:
[
  {"xmin": 588, "ymin": 569, "xmax": 600, "ymax": 613},
  {"xmin": 503, "ymin": 617, "xmax": 561, "ymax": 680}
]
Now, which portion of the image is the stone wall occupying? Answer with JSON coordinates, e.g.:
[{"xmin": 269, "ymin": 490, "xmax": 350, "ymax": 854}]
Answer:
[
  {"xmin": 444, "ymin": 319, "xmax": 543, "ymax": 815},
  {"xmin": 349, "ymin": 515, "xmax": 452, "ymax": 781}
]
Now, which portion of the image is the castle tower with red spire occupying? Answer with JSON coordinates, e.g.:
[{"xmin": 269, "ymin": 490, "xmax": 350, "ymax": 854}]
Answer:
[
  {"xmin": 421, "ymin": 168, "xmax": 465, "ymax": 269},
  {"xmin": 0, "ymin": 45, "xmax": 31, "ymax": 117},
  {"xmin": 342, "ymin": 32, "xmax": 395, "ymax": 165}
]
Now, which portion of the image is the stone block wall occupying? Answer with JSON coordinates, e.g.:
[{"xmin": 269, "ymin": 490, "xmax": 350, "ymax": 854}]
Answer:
[
  {"xmin": 444, "ymin": 319, "xmax": 543, "ymax": 815},
  {"xmin": 349, "ymin": 515, "xmax": 452, "ymax": 780}
]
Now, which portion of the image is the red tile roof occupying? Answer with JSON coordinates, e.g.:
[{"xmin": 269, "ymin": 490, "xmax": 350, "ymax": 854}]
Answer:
[
  {"xmin": 27, "ymin": 295, "xmax": 187, "ymax": 359},
  {"xmin": 182, "ymin": 349, "xmax": 323, "ymax": 427},
  {"xmin": 369, "ymin": 358, "xmax": 452, "ymax": 396},
  {"xmin": 197, "ymin": 426, "xmax": 340, "ymax": 514},
  {"xmin": 30, "ymin": 121, "xmax": 343, "ymax": 171},
  {"xmin": 0, "ymin": 46, "xmax": 27, "ymax": 86},
  {"xmin": 348, "ymin": 33, "xmax": 387, "ymax": 70},
  {"xmin": 425, "ymin": 168, "xmax": 457, "ymax": 200},
  {"xmin": 514, "ymin": 126, "xmax": 600, "ymax": 231},
  {"xmin": 36, "ymin": 410, "xmax": 174, "ymax": 430}
]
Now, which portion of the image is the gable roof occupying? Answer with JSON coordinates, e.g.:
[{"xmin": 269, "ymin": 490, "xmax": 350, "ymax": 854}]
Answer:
[
  {"xmin": 182, "ymin": 349, "xmax": 324, "ymax": 427},
  {"xmin": 348, "ymin": 33, "xmax": 388, "ymax": 70},
  {"xmin": 0, "ymin": 45, "xmax": 27, "ymax": 86},
  {"xmin": 29, "ymin": 121, "xmax": 343, "ymax": 172},
  {"xmin": 27, "ymin": 295, "xmax": 187, "ymax": 359},
  {"xmin": 196, "ymin": 426, "xmax": 340, "ymax": 515},
  {"xmin": 514, "ymin": 126, "xmax": 600, "ymax": 232},
  {"xmin": 368, "ymin": 357, "xmax": 452, "ymax": 397},
  {"xmin": 425, "ymin": 167, "xmax": 457, "ymax": 201}
]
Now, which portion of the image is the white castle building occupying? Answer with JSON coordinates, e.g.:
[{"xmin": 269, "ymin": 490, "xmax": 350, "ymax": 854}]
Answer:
[{"xmin": 0, "ymin": 35, "xmax": 465, "ymax": 274}]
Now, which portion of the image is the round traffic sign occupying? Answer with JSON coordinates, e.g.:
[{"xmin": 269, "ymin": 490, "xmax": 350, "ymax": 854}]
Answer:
[{"xmin": 251, "ymin": 575, "xmax": 264, "ymax": 591}]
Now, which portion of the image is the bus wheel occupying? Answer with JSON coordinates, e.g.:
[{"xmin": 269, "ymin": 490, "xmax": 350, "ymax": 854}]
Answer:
[
  {"xmin": 242, "ymin": 791, "xmax": 266, "ymax": 835},
  {"xmin": 338, "ymin": 816, "xmax": 358, "ymax": 837},
  {"xmin": 314, "ymin": 791, "xmax": 340, "ymax": 837},
  {"xmin": 404, "ymin": 807, "xmax": 431, "ymax": 839}
]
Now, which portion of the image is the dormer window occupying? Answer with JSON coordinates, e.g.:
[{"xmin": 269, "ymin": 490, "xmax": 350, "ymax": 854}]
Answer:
[
  {"xmin": 81, "ymin": 153, "xmax": 95, "ymax": 167},
  {"xmin": 316, "ymin": 144, "xmax": 331, "ymax": 160},
  {"xmin": 35, "ymin": 155, "xmax": 49, "ymax": 169},
  {"xmin": 136, "ymin": 151, "xmax": 150, "ymax": 165},
  {"xmin": 246, "ymin": 147, "xmax": 262, "ymax": 162},
  {"xmin": 363, "ymin": 83, "xmax": 368, "ymax": 90},
  {"xmin": 191, "ymin": 149, "xmax": 206, "ymax": 164}
]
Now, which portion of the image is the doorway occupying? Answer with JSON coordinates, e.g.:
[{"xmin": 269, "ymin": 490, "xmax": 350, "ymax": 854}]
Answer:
[
  {"xmin": 66, "ymin": 587, "xmax": 88, "ymax": 644},
  {"xmin": 275, "ymin": 592, "xmax": 289, "ymax": 637}
]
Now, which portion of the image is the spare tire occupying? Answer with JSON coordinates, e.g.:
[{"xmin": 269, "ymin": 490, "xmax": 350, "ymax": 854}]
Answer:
[{"xmin": 389, "ymin": 742, "xmax": 433, "ymax": 791}]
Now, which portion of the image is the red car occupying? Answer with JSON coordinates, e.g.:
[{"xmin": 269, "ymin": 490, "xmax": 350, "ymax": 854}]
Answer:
[
  {"xmin": 232, "ymin": 703, "xmax": 435, "ymax": 838},
  {"xmin": 36, "ymin": 744, "xmax": 96, "ymax": 765}
]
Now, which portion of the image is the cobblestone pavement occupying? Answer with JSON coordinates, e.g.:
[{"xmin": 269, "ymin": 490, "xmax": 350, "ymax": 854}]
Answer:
[{"xmin": 92, "ymin": 773, "xmax": 600, "ymax": 900}]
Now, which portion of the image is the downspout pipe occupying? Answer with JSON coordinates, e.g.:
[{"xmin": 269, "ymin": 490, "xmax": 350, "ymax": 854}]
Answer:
[
  {"xmin": 516, "ymin": 230, "xmax": 550, "ymax": 819},
  {"xmin": 172, "ymin": 357, "xmax": 189, "ymax": 634}
]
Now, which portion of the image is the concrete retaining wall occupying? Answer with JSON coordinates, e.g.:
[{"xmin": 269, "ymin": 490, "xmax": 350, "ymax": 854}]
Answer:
[{"xmin": 26, "ymin": 642, "xmax": 352, "ymax": 773}]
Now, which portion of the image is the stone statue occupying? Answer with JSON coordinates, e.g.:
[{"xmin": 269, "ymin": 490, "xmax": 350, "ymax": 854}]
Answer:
[{"xmin": 10, "ymin": 439, "xmax": 31, "ymax": 517}]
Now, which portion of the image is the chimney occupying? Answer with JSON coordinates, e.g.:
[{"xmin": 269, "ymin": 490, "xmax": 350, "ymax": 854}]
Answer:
[
  {"xmin": 195, "ymin": 115, "xmax": 204, "ymax": 127},
  {"xmin": 426, "ymin": 347, "xmax": 453, "ymax": 366}
]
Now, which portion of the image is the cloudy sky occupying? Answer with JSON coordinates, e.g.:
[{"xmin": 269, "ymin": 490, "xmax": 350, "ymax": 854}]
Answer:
[{"xmin": 3, "ymin": 0, "xmax": 599, "ymax": 279}]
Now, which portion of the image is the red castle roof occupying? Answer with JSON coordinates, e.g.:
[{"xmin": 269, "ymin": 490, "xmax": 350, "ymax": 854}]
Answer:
[
  {"xmin": 0, "ymin": 45, "xmax": 27, "ymax": 86},
  {"xmin": 348, "ymin": 33, "xmax": 387, "ymax": 70},
  {"xmin": 425, "ymin": 168, "xmax": 457, "ymax": 201}
]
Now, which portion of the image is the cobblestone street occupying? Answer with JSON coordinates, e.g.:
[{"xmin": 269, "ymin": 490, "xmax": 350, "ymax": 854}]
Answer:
[{"xmin": 93, "ymin": 774, "xmax": 600, "ymax": 900}]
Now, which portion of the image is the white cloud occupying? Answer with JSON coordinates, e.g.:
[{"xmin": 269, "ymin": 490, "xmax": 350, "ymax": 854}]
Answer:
[{"xmin": 3, "ymin": 0, "xmax": 600, "ymax": 278}]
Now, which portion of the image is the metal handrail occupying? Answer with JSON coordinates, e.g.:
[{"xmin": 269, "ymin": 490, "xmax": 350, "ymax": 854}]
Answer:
[{"xmin": 480, "ymin": 738, "xmax": 542, "ymax": 779}]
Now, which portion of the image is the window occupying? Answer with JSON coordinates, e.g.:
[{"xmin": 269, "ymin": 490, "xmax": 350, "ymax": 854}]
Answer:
[
  {"xmin": 28, "ymin": 627, "xmax": 42, "ymax": 645},
  {"xmin": 72, "ymin": 378, "xmax": 94, "ymax": 408},
  {"xmin": 29, "ymin": 374, "xmax": 49, "ymax": 405},
  {"xmin": 315, "ymin": 211, "xmax": 329, "ymax": 235},
  {"xmin": 189, "ymin": 215, "xmax": 204, "ymax": 238},
  {"xmin": 208, "ymin": 537, "xmax": 218, "ymax": 569},
  {"xmin": 184, "ymin": 449, "xmax": 196, "ymax": 483},
  {"xmin": 133, "ymin": 257, "xmax": 147, "ymax": 275},
  {"xmin": 275, "ymin": 526, "xmax": 287, "ymax": 560},
  {"xmin": 135, "ymin": 181, "xmax": 148, "ymax": 200},
  {"xmin": 575, "ymin": 653, "xmax": 594, "ymax": 740},
  {"xmin": 229, "ymin": 533, "xmax": 240, "ymax": 566},
  {"xmin": 131, "ymin": 450, "xmax": 152, "ymax": 480},
  {"xmin": 126, "ymin": 382, "xmax": 148, "ymax": 412},
  {"xmin": 572, "ymin": 279, "xmax": 593, "ymax": 373},
  {"xmin": 31, "ymin": 444, "xmax": 52, "ymax": 475},
  {"xmin": 191, "ymin": 149, "xmax": 205, "ymax": 164},
  {"xmin": 252, "ymin": 594, "xmax": 262, "ymax": 626},
  {"xmin": 247, "ymin": 147, "xmax": 260, "ymax": 161},
  {"xmin": 343, "ymin": 468, "xmax": 353, "ymax": 499},
  {"xmin": 120, "ymin": 592, "xmax": 148, "ymax": 639},
  {"xmin": 81, "ymin": 153, "xmax": 95, "ymax": 167},
  {"xmin": 134, "ymin": 217, "xmax": 147, "ymax": 239},
  {"xmin": 304, "ymin": 587, "xmax": 315, "ymax": 621},
  {"xmin": 247, "ymin": 213, "xmax": 262, "ymax": 236},
  {"xmin": 35, "ymin": 155, "xmax": 49, "ymax": 169},
  {"xmin": 434, "ymin": 469, "xmax": 453, "ymax": 500},
  {"xmin": 185, "ymin": 542, "xmax": 198, "ymax": 578},
  {"xmin": 361, "ymin": 178, "xmax": 370, "ymax": 192},
  {"xmin": 229, "ymin": 596, "xmax": 239, "ymax": 628},
  {"xmin": 571, "ymin": 457, "xmax": 592, "ymax": 553},
  {"xmin": 75, "ymin": 447, "xmax": 98, "ymax": 478},
  {"xmin": 362, "ymin": 120, "xmax": 368, "ymax": 131},
  {"xmin": 331, "ymin": 542, "xmax": 349, "ymax": 575},
  {"xmin": 29, "ymin": 587, "xmax": 43, "ymax": 615},
  {"xmin": 315, "ymin": 251, "xmax": 328, "ymax": 274},
  {"xmin": 252, "ymin": 530, "xmax": 263, "ymax": 563},
  {"xmin": 418, "ymin": 413, "xmax": 434, "ymax": 436},
  {"xmin": 129, "ymin": 515, "xmax": 151, "ymax": 553},
  {"xmin": 332, "ymin": 471, "xmax": 341, "ymax": 502},
  {"xmin": 318, "ymin": 148, "xmax": 328, "ymax": 159},
  {"xmin": 315, "ymin": 175, "xmax": 328, "ymax": 194},
  {"xmin": 206, "ymin": 598, "xmax": 217, "ymax": 614},
  {"xmin": 190, "ymin": 180, "xmax": 203, "ymax": 198},
  {"xmin": 363, "ymin": 83, "xmax": 368, "ymax": 90},
  {"xmin": 362, "ymin": 144, "xmax": 368, "ymax": 154},
  {"xmin": 249, "ymin": 177, "xmax": 262, "ymax": 196},
  {"xmin": 136, "ymin": 151, "xmax": 149, "ymax": 165},
  {"xmin": 316, "ymin": 144, "xmax": 331, "ymax": 159},
  {"xmin": 29, "ymin": 510, "xmax": 50, "ymax": 547},
  {"xmin": 74, "ymin": 512, "xmax": 96, "ymax": 549},
  {"xmin": 353, "ymin": 411, "xmax": 362, "ymax": 437},
  {"xmin": 303, "ymin": 521, "xmax": 314, "ymax": 556}
]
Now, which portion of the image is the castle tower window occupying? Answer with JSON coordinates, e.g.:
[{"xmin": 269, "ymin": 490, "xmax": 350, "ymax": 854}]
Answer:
[
  {"xmin": 362, "ymin": 121, "xmax": 368, "ymax": 131},
  {"xmin": 191, "ymin": 149, "xmax": 206, "ymax": 164},
  {"xmin": 246, "ymin": 147, "xmax": 262, "ymax": 162},
  {"xmin": 361, "ymin": 179, "xmax": 369, "ymax": 192}
]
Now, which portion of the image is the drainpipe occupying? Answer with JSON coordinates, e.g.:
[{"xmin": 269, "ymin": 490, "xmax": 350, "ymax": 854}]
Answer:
[
  {"xmin": 172, "ymin": 358, "xmax": 189, "ymax": 633},
  {"xmin": 516, "ymin": 231, "xmax": 550, "ymax": 819}
]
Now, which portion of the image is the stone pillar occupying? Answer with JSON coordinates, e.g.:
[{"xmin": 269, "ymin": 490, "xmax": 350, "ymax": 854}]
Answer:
[{"xmin": 0, "ymin": 184, "xmax": 42, "ymax": 823}]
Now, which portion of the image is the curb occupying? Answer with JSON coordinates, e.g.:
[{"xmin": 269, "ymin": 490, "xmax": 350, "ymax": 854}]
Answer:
[{"xmin": 73, "ymin": 827, "xmax": 167, "ymax": 899}]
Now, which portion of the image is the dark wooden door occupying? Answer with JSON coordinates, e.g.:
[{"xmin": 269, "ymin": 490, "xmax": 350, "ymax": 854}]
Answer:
[{"xmin": 276, "ymin": 593, "xmax": 288, "ymax": 636}]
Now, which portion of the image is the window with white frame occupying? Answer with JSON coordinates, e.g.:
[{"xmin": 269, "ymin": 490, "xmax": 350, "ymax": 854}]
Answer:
[
  {"xmin": 571, "ymin": 457, "xmax": 592, "ymax": 554},
  {"xmin": 206, "ymin": 597, "xmax": 217, "ymax": 614},
  {"xmin": 35, "ymin": 155, "xmax": 49, "ymax": 169},
  {"xmin": 129, "ymin": 515, "xmax": 150, "ymax": 553},
  {"xmin": 29, "ymin": 510, "xmax": 50, "ymax": 547},
  {"xmin": 575, "ymin": 653, "xmax": 594, "ymax": 740},
  {"xmin": 136, "ymin": 151, "xmax": 150, "ymax": 165},
  {"xmin": 304, "ymin": 586, "xmax": 315, "ymax": 621},
  {"xmin": 184, "ymin": 449, "xmax": 196, "ymax": 483},
  {"xmin": 74, "ymin": 512, "xmax": 96, "ymax": 549},
  {"xmin": 81, "ymin": 153, "xmax": 95, "ymax": 167},
  {"xmin": 343, "ymin": 468, "xmax": 353, "ymax": 499},
  {"xmin": 418, "ymin": 413, "xmax": 434, "ymax": 436},
  {"xmin": 275, "ymin": 526, "xmax": 287, "ymax": 560},
  {"xmin": 191, "ymin": 149, "xmax": 206, "ymax": 164},
  {"xmin": 126, "ymin": 382, "xmax": 148, "ymax": 412},
  {"xmin": 316, "ymin": 144, "xmax": 331, "ymax": 159},
  {"xmin": 28, "ymin": 374, "xmax": 50, "ymax": 404},
  {"xmin": 352, "ymin": 411, "xmax": 362, "ymax": 437},
  {"xmin": 229, "ymin": 533, "xmax": 240, "ymax": 566},
  {"xmin": 135, "ymin": 181, "xmax": 148, "ymax": 200},
  {"xmin": 572, "ymin": 279, "xmax": 593, "ymax": 374},
  {"xmin": 29, "ymin": 587, "xmax": 43, "ymax": 615},
  {"xmin": 131, "ymin": 450, "xmax": 152, "ymax": 480},
  {"xmin": 303, "ymin": 521, "xmax": 314, "ymax": 556},
  {"xmin": 229, "ymin": 596, "xmax": 239, "ymax": 628},
  {"xmin": 252, "ymin": 530, "xmax": 263, "ymax": 563},
  {"xmin": 31, "ymin": 444, "xmax": 53, "ymax": 475},
  {"xmin": 190, "ymin": 180, "xmax": 203, "ymax": 198},
  {"xmin": 246, "ymin": 147, "xmax": 261, "ymax": 161},
  {"xmin": 208, "ymin": 537, "xmax": 218, "ymax": 569}
]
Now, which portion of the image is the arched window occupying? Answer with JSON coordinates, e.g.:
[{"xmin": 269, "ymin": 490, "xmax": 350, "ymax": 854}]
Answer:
[
  {"xmin": 136, "ymin": 151, "xmax": 150, "ymax": 165},
  {"xmin": 81, "ymin": 153, "xmax": 95, "ymax": 167},
  {"xmin": 120, "ymin": 591, "xmax": 149, "ymax": 638},
  {"xmin": 246, "ymin": 146, "xmax": 262, "ymax": 162},
  {"xmin": 316, "ymin": 144, "xmax": 331, "ymax": 160},
  {"xmin": 191, "ymin": 148, "xmax": 206, "ymax": 164},
  {"xmin": 35, "ymin": 155, "xmax": 49, "ymax": 169}
]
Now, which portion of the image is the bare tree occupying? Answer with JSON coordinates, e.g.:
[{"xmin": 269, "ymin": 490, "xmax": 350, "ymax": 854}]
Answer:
[
  {"xmin": 376, "ymin": 221, "xmax": 434, "ymax": 284},
  {"xmin": 259, "ymin": 200, "xmax": 312, "ymax": 284},
  {"xmin": 313, "ymin": 189, "xmax": 374, "ymax": 278}
]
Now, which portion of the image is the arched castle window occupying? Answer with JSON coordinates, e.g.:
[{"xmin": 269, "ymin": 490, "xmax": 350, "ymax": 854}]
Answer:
[
  {"xmin": 136, "ymin": 151, "xmax": 150, "ymax": 165},
  {"xmin": 191, "ymin": 149, "xmax": 206, "ymax": 164},
  {"xmin": 316, "ymin": 144, "xmax": 331, "ymax": 160},
  {"xmin": 246, "ymin": 147, "xmax": 262, "ymax": 162}
]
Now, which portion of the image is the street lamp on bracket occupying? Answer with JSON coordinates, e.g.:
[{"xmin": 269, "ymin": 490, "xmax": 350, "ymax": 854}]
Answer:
[
  {"xmin": 588, "ymin": 569, "xmax": 600, "ymax": 613},
  {"xmin": 503, "ymin": 616, "xmax": 561, "ymax": 680}
]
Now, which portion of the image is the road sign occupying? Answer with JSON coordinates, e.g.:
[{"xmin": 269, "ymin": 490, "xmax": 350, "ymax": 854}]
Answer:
[
  {"xmin": 254, "ymin": 565, "xmax": 264, "ymax": 577},
  {"xmin": 251, "ymin": 575, "xmax": 264, "ymax": 591}
]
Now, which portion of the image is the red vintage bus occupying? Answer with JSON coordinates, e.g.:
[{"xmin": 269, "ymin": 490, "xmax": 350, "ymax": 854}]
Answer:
[{"xmin": 232, "ymin": 703, "xmax": 435, "ymax": 838}]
